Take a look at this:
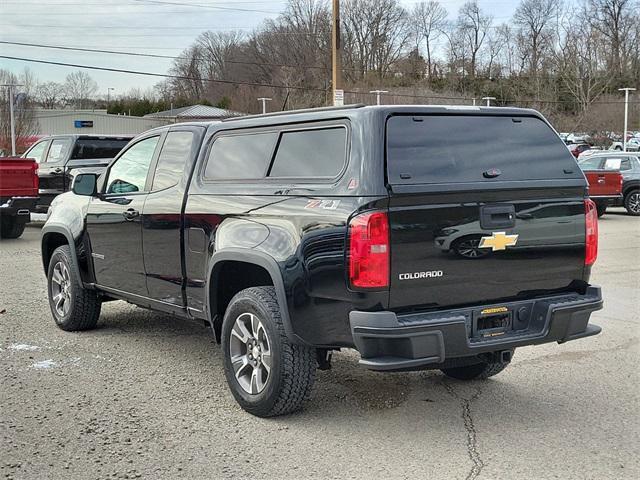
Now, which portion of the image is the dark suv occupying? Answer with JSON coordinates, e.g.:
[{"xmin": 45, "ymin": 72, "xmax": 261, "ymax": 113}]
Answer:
[{"xmin": 41, "ymin": 105, "xmax": 603, "ymax": 417}]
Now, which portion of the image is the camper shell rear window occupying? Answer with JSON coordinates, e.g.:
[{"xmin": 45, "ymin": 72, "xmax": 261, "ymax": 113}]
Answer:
[{"xmin": 386, "ymin": 114, "xmax": 582, "ymax": 184}]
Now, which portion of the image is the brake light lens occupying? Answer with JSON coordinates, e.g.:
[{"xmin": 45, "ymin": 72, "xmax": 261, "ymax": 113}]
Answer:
[
  {"xmin": 348, "ymin": 211, "xmax": 389, "ymax": 289},
  {"xmin": 585, "ymin": 199, "xmax": 598, "ymax": 266},
  {"xmin": 32, "ymin": 161, "xmax": 39, "ymax": 191}
]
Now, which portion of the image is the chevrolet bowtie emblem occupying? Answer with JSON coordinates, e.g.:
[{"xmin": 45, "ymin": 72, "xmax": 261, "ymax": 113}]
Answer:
[{"xmin": 479, "ymin": 232, "xmax": 519, "ymax": 251}]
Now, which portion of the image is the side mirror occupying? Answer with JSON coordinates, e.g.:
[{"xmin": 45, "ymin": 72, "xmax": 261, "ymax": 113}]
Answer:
[{"xmin": 72, "ymin": 173, "xmax": 98, "ymax": 196}]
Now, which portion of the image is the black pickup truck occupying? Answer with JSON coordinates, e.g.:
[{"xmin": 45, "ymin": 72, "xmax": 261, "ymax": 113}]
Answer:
[
  {"xmin": 41, "ymin": 105, "xmax": 603, "ymax": 417},
  {"xmin": 22, "ymin": 134, "xmax": 132, "ymax": 212}
]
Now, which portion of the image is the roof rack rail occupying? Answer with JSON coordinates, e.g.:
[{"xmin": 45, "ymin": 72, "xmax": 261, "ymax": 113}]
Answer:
[{"xmin": 222, "ymin": 103, "xmax": 367, "ymax": 122}]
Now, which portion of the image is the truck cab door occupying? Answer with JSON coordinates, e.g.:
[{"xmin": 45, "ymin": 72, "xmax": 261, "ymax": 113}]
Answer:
[
  {"xmin": 39, "ymin": 137, "xmax": 72, "ymax": 197},
  {"xmin": 86, "ymin": 134, "xmax": 162, "ymax": 296},
  {"xmin": 141, "ymin": 127, "xmax": 203, "ymax": 306}
]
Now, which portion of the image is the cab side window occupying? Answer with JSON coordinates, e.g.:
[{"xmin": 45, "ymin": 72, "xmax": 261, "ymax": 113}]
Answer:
[
  {"xmin": 46, "ymin": 138, "xmax": 72, "ymax": 163},
  {"xmin": 151, "ymin": 131, "xmax": 194, "ymax": 191},
  {"xmin": 268, "ymin": 127, "xmax": 347, "ymax": 178},
  {"xmin": 106, "ymin": 136, "xmax": 159, "ymax": 194},
  {"xmin": 205, "ymin": 132, "xmax": 278, "ymax": 180},
  {"xmin": 24, "ymin": 141, "xmax": 49, "ymax": 163}
]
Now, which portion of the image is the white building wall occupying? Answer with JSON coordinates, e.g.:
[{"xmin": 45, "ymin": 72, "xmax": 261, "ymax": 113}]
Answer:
[{"xmin": 34, "ymin": 109, "xmax": 172, "ymax": 136}]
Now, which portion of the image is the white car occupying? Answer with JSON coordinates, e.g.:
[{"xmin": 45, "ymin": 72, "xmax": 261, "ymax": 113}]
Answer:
[{"xmin": 610, "ymin": 138, "xmax": 640, "ymax": 152}]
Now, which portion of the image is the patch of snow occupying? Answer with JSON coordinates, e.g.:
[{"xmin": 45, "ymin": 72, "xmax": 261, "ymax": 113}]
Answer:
[
  {"xmin": 9, "ymin": 343, "xmax": 40, "ymax": 351},
  {"xmin": 31, "ymin": 359, "xmax": 57, "ymax": 369}
]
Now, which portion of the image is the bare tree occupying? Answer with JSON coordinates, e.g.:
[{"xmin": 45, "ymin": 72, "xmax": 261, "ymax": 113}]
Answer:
[
  {"xmin": 455, "ymin": 1, "xmax": 493, "ymax": 78},
  {"xmin": 587, "ymin": 0, "xmax": 637, "ymax": 82},
  {"xmin": 0, "ymin": 69, "xmax": 38, "ymax": 153},
  {"xmin": 342, "ymin": 0, "xmax": 411, "ymax": 80},
  {"xmin": 64, "ymin": 71, "xmax": 98, "ymax": 109},
  {"xmin": 411, "ymin": 1, "xmax": 448, "ymax": 80},
  {"xmin": 36, "ymin": 81, "xmax": 65, "ymax": 109},
  {"xmin": 514, "ymin": 0, "xmax": 560, "ymax": 75},
  {"xmin": 555, "ymin": 20, "xmax": 612, "ymax": 112}
]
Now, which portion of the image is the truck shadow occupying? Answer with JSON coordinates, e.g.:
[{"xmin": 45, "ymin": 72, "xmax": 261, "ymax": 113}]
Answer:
[{"xmin": 93, "ymin": 303, "xmax": 593, "ymax": 435}]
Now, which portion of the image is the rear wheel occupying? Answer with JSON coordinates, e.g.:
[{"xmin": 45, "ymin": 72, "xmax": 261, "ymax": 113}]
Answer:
[
  {"xmin": 47, "ymin": 245, "xmax": 101, "ymax": 331},
  {"xmin": 0, "ymin": 216, "xmax": 26, "ymax": 239},
  {"xmin": 221, "ymin": 286, "xmax": 316, "ymax": 417},
  {"xmin": 624, "ymin": 190, "xmax": 640, "ymax": 216},
  {"xmin": 596, "ymin": 203, "xmax": 607, "ymax": 217}
]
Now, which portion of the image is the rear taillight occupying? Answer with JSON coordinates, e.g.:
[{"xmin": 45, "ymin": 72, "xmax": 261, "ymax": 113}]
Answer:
[
  {"xmin": 348, "ymin": 211, "xmax": 389, "ymax": 289},
  {"xmin": 32, "ymin": 162, "xmax": 39, "ymax": 191},
  {"xmin": 585, "ymin": 199, "xmax": 598, "ymax": 266}
]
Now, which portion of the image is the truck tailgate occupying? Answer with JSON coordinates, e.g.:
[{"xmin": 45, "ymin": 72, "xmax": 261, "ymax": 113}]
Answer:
[
  {"xmin": 0, "ymin": 158, "xmax": 38, "ymax": 198},
  {"xmin": 385, "ymin": 113, "xmax": 588, "ymax": 311}
]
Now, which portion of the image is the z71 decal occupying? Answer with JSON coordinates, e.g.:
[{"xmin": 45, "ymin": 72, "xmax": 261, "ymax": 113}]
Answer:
[{"xmin": 305, "ymin": 199, "xmax": 341, "ymax": 210}]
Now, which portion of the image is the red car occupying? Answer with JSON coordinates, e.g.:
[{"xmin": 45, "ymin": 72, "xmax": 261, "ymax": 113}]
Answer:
[{"xmin": 568, "ymin": 143, "xmax": 591, "ymax": 158}]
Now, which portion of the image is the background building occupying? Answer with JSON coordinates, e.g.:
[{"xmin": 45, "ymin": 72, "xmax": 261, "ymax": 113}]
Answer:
[{"xmin": 34, "ymin": 109, "xmax": 171, "ymax": 136}]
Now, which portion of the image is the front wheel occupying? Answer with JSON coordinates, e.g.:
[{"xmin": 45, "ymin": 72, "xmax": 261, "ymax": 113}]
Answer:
[
  {"xmin": 47, "ymin": 245, "xmax": 101, "ymax": 331},
  {"xmin": 221, "ymin": 287, "xmax": 316, "ymax": 417},
  {"xmin": 624, "ymin": 190, "xmax": 640, "ymax": 216}
]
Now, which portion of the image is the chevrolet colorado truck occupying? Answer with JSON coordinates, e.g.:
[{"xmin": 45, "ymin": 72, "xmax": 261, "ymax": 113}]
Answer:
[
  {"xmin": 0, "ymin": 157, "xmax": 39, "ymax": 238},
  {"xmin": 22, "ymin": 134, "xmax": 132, "ymax": 213},
  {"xmin": 41, "ymin": 105, "xmax": 603, "ymax": 417}
]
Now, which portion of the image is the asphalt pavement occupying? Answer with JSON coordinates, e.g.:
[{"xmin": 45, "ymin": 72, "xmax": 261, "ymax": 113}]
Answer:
[{"xmin": 1, "ymin": 209, "xmax": 638, "ymax": 480}]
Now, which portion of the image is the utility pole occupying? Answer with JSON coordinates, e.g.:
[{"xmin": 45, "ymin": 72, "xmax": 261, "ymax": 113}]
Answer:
[
  {"xmin": 619, "ymin": 87, "xmax": 636, "ymax": 151},
  {"xmin": 1, "ymin": 83, "xmax": 23, "ymax": 156},
  {"xmin": 257, "ymin": 97, "xmax": 272, "ymax": 114},
  {"xmin": 369, "ymin": 90, "xmax": 388, "ymax": 105},
  {"xmin": 107, "ymin": 87, "xmax": 115, "ymax": 107},
  {"xmin": 482, "ymin": 96, "xmax": 496, "ymax": 107},
  {"xmin": 331, "ymin": 0, "xmax": 343, "ymax": 106}
]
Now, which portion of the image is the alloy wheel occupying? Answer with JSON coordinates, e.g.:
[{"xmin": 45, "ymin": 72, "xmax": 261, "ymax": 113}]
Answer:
[
  {"xmin": 455, "ymin": 238, "xmax": 490, "ymax": 258},
  {"xmin": 628, "ymin": 192, "xmax": 640, "ymax": 214},
  {"xmin": 51, "ymin": 261, "xmax": 72, "ymax": 317},
  {"xmin": 229, "ymin": 312, "xmax": 272, "ymax": 395}
]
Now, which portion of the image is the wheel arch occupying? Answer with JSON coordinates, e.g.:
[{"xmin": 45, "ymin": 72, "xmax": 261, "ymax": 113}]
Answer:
[
  {"xmin": 622, "ymin": 180, "xmax": 640, "ymax": 198},
  {"xmin": 205, "ymin": 249, "xmax": 304, "ymax": 345},
  {"xmin": 41, "ymin": 225, "xmax": 84, "ymax": 287}
]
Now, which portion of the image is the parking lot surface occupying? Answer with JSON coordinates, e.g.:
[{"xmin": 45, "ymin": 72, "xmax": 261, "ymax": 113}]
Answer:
[{"xmin": 1, "ymin": 209, "xmax": 638, "ymax": 480}]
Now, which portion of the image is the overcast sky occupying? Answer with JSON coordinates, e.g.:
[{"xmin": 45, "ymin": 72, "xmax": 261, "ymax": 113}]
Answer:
[{"xmin": 1, "ymin": 0, "xmax": 538, "ymax": 96}]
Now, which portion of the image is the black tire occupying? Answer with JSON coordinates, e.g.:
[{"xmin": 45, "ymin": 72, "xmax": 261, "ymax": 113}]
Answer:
[
  {"xmin": 221, "ymin": 286, "xmax": 316, "ymax": 417},
  {"xmin": 441, "ymin": 356, "xmax": 511, "ymax": 380},
  {"xmin": 596, "ymin": 204, "xmax": 607, "ymax": 217},
  {"xmin": 624, "ymin": 190, "xmax": 640, "ymax": 216},
  {"xmin": 47, "ymin": 245, "xmax": 101, "ymax": 331},
  {"xmin": 0, "ymin": 216, "xmax": 26, "ymax": 239}
]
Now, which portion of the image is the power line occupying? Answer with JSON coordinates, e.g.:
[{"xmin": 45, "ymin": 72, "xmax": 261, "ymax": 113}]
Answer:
[
  {"xmin": 0, "ymin": 54, "xmax": 328, "ymax": 93},
  {"xmin": 0, "ymin": 41, "xmax": 332, "ymax": 71},
  {"xmin": 131, "ymin": 0, "xmax": 280, "ymax": 14}
]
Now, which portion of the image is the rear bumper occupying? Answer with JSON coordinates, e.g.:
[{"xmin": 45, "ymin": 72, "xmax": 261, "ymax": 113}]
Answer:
[
  {"xmin": 0, "ymin": 196, "xmax": 39, "ymax": 220},
  {"xmin": 349, "ymin": 286, "xmax": 603, "ymax": 371},
  {"xmin": 590, "ymin": 195, "xmax": 622, "ymax": 206}
]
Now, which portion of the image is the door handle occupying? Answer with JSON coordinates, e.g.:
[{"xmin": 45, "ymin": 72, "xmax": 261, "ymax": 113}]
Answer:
[
  {"xmin": 53, "ymin": 168, "xmax": 63, "ymax": 174},
  {"xmin": 122, "ymin": 208, "xmax": 139, "ymax": 221}
]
